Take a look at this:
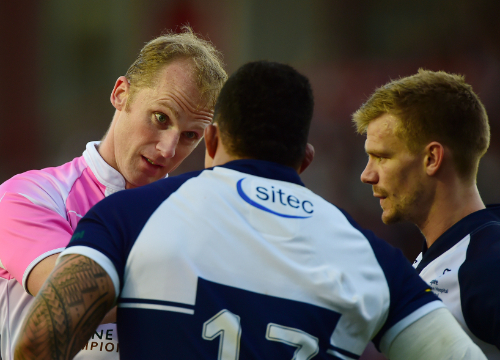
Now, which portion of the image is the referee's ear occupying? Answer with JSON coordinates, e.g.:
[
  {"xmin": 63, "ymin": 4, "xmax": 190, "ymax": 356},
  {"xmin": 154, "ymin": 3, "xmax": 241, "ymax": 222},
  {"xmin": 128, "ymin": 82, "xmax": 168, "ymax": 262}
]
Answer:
[
  {"xmin": 110, "ymin": 76, "xmax": 130, "ymax": 111},
  {"xmin": 204, "ymin": 124, "xmax": 218, "ymax": 167}
]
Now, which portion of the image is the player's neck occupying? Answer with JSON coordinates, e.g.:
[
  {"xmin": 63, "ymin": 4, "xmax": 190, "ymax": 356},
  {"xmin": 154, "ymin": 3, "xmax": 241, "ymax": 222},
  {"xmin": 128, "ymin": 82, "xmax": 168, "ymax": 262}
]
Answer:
[
  {"xmin": 418, "ymin": 180, "xmax": 485, "ymax": 248},
  {"xmin": 211, "ymin": 150, "xmax": 245, "ymax": 167}
]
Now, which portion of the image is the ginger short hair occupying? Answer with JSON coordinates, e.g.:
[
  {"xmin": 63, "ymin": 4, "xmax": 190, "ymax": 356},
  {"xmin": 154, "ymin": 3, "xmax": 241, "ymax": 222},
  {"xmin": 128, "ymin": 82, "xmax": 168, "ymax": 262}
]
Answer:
[
  {"xmin": 353, "ymin": 69, "xmax": 490, "ymax": 180},
  {"xmin": 125, "ymin": 26, "xmax": 227, "ymax": 110}
]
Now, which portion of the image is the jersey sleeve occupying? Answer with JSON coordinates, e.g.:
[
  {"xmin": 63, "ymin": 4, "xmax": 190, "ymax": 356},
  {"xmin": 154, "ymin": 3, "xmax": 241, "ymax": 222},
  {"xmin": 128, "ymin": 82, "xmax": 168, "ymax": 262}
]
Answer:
[
  {"xmin": 386, "ymin": 307, "xmax": 487, "ymax": 360},
  {"xmin": 60, "ymin": 172, "xmax": 201, "ymax": 299},
  {"xmin": 59, "ymin": 203, "xmax": 127, "ymax": 301},
  {"xmin": 0, "ymin": 192, "xmax": 71, "ymax": 290},
  {"xmin": 460, "ymin": 224, "xmax": 500, "ymax": 349},
  {"xmin": 338, "ymin": 209, "xmax": 443, "ymax": 350}
]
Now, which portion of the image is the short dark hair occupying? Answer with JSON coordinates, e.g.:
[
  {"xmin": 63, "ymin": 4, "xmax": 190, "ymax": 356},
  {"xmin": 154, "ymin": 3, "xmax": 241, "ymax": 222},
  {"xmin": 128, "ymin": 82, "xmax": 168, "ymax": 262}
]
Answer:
[
  {"xmin": 352, "ymin": 69, "xmax": 490, "ymax": 180},
  {"xmin": 214, "ymin": 61, "xmax": 314, "ymax": 169}
]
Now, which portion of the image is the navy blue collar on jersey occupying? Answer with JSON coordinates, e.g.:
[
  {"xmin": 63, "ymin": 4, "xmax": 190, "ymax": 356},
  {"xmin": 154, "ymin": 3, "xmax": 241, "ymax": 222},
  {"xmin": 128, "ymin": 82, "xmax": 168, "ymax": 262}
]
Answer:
[
  {"xmin": 415, "ymin": 204, "xmax": 500, "ymax": 273},
  {"xmin": 215, "ymin": 159, "xmax": 305, "ymax": 187}
]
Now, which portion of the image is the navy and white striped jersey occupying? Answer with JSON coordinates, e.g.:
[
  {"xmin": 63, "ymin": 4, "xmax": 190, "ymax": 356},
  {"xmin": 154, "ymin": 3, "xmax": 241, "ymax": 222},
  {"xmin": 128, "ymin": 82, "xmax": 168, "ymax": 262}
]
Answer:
[
  {"xmin": 63, "ymin": 160, "xmax": 442, "ymax": 360},
  {"xmin": 414, "ymin": 205, "xmax": 500, "ymax": 359}
]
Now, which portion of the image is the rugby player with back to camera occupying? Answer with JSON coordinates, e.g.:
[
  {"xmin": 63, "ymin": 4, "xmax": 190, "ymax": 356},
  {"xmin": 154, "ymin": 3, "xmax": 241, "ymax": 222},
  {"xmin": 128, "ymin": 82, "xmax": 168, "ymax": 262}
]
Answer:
[{"xmin": 16, "ymin": 61, "xmax": 485, "ymax": 359}]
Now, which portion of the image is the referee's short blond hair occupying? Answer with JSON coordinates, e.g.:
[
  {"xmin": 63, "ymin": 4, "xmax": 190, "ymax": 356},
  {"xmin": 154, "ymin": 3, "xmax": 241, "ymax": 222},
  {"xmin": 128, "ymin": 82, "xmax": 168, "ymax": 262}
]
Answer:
[{"xmin": 125, "ymin": 26, "xmax": 227, "ymax": 110}]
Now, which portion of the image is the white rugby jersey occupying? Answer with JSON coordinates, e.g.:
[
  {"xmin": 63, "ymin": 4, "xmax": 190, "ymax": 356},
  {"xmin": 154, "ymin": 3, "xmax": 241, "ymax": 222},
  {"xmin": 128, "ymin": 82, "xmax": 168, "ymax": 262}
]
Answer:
[
  {"xmin": 62, "ymin": 160, "xmax": 442, "ymax": 360},
  {"xmin": 413, "ymin": 205, "xmax": 500, "ymax": 359}
]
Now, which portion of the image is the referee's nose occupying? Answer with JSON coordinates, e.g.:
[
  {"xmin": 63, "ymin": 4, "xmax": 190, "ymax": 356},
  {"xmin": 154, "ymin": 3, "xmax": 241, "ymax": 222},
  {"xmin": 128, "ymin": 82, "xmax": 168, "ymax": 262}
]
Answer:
[{"xmin": 156, "ymin": 130, "xmax": 181, "ymax": 159}]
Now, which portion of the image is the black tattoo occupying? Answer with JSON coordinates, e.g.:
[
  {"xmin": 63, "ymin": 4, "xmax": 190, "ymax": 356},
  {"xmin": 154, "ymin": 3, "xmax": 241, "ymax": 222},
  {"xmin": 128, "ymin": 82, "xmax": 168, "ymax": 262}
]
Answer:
[{"xmin": 14, "ymin": 254, "xmax": 115, "ymax": 360}]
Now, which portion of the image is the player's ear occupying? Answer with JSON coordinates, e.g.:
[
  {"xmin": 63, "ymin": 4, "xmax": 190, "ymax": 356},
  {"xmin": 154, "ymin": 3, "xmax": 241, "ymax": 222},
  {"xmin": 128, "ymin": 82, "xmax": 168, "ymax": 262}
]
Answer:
[
  {"xmin": 298, "ymin": 143, "xmax": 315, "ymax": 174},
  {"xmin": 424, "ymin": 142, "xmax": 444, "ymax": 176},
  {"xmin": 204, "ymin": 124, "xmax": 218, "ymax": 168},
  {"xmin": 110, "ymin": 76, "xmax": 130, "ymax": 111}
]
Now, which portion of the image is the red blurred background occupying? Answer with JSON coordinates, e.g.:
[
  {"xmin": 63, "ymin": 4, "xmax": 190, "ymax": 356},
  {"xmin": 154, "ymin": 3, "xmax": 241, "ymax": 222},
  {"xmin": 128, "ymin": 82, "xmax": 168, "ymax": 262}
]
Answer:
[{"xmin": 2, "ymin": 1, "xmax": 500, "ymax": 358}]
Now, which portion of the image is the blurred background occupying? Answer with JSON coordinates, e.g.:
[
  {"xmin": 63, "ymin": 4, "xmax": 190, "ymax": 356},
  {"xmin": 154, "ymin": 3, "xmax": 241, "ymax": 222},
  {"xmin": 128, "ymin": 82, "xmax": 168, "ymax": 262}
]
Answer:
[{"xmin": 2, "ymin": 1, "xmax": 500, "ymax": 358}]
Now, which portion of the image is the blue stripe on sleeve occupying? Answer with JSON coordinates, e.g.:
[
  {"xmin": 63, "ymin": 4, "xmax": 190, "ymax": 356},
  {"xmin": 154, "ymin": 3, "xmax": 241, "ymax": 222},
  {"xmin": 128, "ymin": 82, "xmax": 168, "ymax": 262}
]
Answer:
[
  {"xmin": 337, "ymin": 208, "xmax": 440, "ymax": 349},
  {"xmin": 66, "ymin": 169, "xmax": 205, "ymax": 292}
]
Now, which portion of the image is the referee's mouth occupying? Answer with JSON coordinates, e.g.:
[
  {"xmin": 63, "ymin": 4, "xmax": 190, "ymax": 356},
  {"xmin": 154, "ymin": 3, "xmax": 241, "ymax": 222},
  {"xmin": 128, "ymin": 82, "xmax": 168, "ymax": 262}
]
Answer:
[{"xmin": 142, "ymin": 156, "xmax": 164, "ymax": 167}]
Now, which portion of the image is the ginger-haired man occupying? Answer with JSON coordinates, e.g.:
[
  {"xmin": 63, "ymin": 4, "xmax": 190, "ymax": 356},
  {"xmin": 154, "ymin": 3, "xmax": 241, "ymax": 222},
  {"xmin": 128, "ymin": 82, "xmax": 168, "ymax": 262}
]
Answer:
[{"xmin": 354, "ymin": 69, "xmax": 499, "ymax": 359}]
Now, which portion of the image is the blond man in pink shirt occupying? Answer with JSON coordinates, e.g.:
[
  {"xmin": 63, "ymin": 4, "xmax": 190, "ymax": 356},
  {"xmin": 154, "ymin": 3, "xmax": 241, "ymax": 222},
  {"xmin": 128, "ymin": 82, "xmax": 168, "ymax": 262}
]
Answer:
[{"xmin": 0, "ymin": 27, "xmax": 226, "ymax": 360}]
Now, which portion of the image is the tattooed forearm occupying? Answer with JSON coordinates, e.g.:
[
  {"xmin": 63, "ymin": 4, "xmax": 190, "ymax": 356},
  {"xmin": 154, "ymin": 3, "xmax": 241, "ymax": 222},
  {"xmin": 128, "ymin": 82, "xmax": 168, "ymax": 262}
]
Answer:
[{"xmin": 14, "ymin": 254, "xmax": 115, "ymax": 360}]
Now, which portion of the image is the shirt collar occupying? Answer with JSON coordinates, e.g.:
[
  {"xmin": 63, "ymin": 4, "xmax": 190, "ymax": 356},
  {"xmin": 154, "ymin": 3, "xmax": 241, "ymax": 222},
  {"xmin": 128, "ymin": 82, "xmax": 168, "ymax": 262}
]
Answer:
[
  {"xmin": 218, "ymin": 159, "xmax": 305, "ymax": 186},
  {"xmin": 83, "ymin": 141, "xmax": 126, "ymax": 196},
  {"xmin": 416, "ymin": 204, "xmax": 500, "ymax": 273}
]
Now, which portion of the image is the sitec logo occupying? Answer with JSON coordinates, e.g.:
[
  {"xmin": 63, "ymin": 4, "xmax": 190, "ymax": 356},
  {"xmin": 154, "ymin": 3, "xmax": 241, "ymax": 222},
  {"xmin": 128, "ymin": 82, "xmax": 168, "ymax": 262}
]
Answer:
[{"xmin": 237, "ymin": 178, "xmax": 313, "ymax": 219}]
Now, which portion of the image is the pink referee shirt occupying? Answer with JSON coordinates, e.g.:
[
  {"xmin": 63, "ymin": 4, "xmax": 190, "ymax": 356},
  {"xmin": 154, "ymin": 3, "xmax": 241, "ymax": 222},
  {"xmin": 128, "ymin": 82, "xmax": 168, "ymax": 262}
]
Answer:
[{"xmin": 0, "ymin": 142, "xmax": 127, "ymax": 360}]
